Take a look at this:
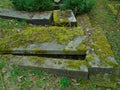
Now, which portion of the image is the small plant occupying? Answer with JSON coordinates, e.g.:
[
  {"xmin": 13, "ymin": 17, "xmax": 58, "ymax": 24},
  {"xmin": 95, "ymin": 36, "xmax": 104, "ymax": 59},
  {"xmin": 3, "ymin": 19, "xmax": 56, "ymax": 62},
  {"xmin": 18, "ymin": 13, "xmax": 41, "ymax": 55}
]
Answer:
[
  {"xmin": 31, "ymin": 69, "xmax": 44, "ymax": 78},
  {"xmin": 60, "ymin": 0, "xmax": 95, "ymax": 14},
  {"xmin": 10, "ymin": 0, "xmax": 54, "ymax": 11},
  {"xmin": 59, "ymin": 77, "xmax": 71, "ymax": 87},
  {"xmin": 0, "ymin": 61, "xmax": 6, "ymax": 69}
]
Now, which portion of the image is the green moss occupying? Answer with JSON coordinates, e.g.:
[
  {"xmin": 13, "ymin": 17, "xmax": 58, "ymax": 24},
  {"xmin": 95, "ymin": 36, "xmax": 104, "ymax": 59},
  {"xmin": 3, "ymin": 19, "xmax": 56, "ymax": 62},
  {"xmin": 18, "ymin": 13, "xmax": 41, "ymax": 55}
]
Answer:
[
  {"xmin": 106, "ymin": 60, "xmax": 118, "ymax": 67},
  {"xmin": 96, "ymin": 82, "xmax": 116, "ymax": 89},
  {"xmin": 65, "ymin": 60, "xmax": 87, "ymax": 69},
  {"xmin": 91, "ymin": 27, "xmax": 114, "ymax": 60},
  {"xmin": 29, "ymin": 56, "xmax": 45, "ymax": 65},
  {"xmin": 86, "ymin": 54, "xmax": 94, "ymax": 61},
  {"xmin": 108, "ymin": 4, "xmax": 117, "ymax": 15},
  {"xmin": 58, "ymin": 61, "xmax": 62, "ymax": 64},
  {"xmin": 53, "ymin": 10, "xmax": 68, "ymax": 26},
  {"xmin": 0, "ymin": 26, "xmax": 84, "ymax": 50},
  {"xmin": 53, "ymin": 10, "xmax": 77, "ymax": 26},
  {"xmin": 76, "ymin": 40, "xmax": 87, "ymax": 52}
]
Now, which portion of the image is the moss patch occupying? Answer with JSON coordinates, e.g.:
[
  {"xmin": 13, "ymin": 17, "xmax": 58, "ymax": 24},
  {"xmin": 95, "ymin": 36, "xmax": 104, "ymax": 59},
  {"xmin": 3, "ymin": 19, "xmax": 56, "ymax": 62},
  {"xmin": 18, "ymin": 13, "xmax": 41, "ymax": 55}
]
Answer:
[
  {"xmin": 0, "ymin": 26, "xmax": 84, "ymax": 51},
  {"xmin": 108, "ymin": 4, "xmax": 120, "ymax": 16},
  {"xmin": 86, "ymin": 54, "xmax": 94, "ymax": 61},
  {"xmin": 29, "ymin": 56, "xmax": 45, "ymax": 65},
  {"xmin": 91, "ymin": 27, "xmax": 114, "ymax": 60},
  {"xmin": 53, "ymin": 10, "xmax": 77, "ymax": 26},
  {"xmin": 76, "ymin": 40, "xmax": 87, "ymax": 53},
  {"xmin": 65, "ymin": 60, "xmax": 87, "ymax": 69}
]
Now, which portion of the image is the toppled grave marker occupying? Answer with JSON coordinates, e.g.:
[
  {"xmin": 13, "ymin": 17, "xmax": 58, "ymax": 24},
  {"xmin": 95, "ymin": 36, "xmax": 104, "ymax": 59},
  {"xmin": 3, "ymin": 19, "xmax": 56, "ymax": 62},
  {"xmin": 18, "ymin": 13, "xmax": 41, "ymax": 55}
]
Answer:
[{"xmin": 53, "ymin": 10, "xmax": 77, "ymax": 26}]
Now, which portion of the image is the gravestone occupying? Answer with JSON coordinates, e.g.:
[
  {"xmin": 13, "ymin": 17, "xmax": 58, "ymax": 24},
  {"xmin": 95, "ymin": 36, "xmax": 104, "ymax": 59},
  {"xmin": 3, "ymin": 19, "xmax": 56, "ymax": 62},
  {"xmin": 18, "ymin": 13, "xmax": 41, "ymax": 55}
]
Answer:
[{"xmin": 0, "ymin": 26, "xmax": 86, "ymax": 55}]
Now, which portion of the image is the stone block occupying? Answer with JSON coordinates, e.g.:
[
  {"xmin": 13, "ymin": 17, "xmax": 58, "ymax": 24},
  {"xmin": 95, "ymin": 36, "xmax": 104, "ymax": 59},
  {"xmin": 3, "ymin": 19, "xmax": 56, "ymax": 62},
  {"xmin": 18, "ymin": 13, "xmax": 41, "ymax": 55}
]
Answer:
[
  {"xmin": 0, "ymin": 26, "xmax": 86, "ymax": 55},
  {"xmin": 3, "ymin": 55, "xmax": 88, "ymax": 79},
  {"xmin": 0, "ymin": 8, "xmax": 33, "ymax": 22},
  {"xmin": 32, "ymin": 11, "xmax": 53, "ymax": 25},
  {"xmin": 53, "ymin": 10, "xmax": 77, "ymax": 26}
]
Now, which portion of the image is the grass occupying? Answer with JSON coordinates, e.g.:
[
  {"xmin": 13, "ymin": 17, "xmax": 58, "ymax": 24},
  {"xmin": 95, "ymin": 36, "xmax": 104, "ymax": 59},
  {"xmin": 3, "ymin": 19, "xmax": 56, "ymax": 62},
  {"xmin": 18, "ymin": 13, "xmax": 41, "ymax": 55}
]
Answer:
[
  {"xmin": 0, "ymin": 0, "xmax": 120, "ymax": 90},
  {"xmin": 0, "ymin": 0, "xmax": 13, "ymax": 9}
]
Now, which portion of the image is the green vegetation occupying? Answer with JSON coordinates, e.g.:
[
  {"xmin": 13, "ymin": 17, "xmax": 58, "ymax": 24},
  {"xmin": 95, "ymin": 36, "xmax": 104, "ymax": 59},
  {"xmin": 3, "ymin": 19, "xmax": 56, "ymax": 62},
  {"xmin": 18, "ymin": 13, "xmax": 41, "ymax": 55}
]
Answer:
[
  {"xmin": 60, "ymin": 0, "xmax": 95, "ymax": 14},
  {"xmin": 59, "ymin": 77, "xmax": 71, "ymax": 87},
  {"xmin": 10, "ymin": 0, "xmax": 54, "ymax": 11}
]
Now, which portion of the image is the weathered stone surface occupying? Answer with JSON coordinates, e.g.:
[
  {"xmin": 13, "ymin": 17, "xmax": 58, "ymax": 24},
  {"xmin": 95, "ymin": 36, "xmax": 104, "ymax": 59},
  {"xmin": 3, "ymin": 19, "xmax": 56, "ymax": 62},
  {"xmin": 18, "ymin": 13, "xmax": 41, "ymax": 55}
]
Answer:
[
  {"xmin": 0, "ymin": 26, "xmax": 86, "ymax": 55},
  {"xmin": 1, "ymin": 55, "xmax": 88, "ymax": 79},
  {"xmin": 32, "ymin": 11, "xmax": 52, "ymax": 25},
  {"xmin": 88, "ymin": 68, "xmax": 118, "ymax": 75},
  {"xmin": 0, "ymin": 8, "xmax": 33, "ymax": 22},
  {"xmin": 53, "ymin": 10, "xmax": 77, "ymax": 26}
]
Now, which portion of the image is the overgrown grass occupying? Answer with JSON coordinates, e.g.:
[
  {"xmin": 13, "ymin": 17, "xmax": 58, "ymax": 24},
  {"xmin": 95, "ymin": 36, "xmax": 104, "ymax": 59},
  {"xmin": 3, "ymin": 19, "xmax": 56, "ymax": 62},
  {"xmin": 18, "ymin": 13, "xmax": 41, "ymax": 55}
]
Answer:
[{"xmin": 0, "ymin": 0, "xmax": 13, "ymax": 9}]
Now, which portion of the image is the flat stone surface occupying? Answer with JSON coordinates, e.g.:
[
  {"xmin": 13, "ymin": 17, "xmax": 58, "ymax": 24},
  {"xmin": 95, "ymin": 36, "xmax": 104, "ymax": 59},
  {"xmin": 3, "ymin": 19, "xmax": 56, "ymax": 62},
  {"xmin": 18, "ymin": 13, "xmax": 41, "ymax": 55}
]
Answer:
[
  {"xmin": 0, "ymin": 26, "xmax": 86, "ymax": 55},
  {"xmin": 0, "ymin": 54, "xmax": 88, "ymax": 79},
  {"xmin": 0, "ymin": 8, "xmax": 33, "ymax": 21},
  {"xmin": 32, "ymin": 11, "xmax": 52, "ymax": 25},
  {"xmin": 53, "ymin": 10, "xmax": 77, "ymax": 26}
]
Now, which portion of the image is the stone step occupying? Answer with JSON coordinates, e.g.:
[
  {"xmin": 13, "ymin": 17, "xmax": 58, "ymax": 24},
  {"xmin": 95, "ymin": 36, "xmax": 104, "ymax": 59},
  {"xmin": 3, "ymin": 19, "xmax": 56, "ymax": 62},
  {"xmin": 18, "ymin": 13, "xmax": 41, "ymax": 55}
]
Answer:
[
  {"xmin": 53, "ymin": 10, "xmax": 77, "ymax": 27},
  {"xmin": 0, "ymin": 26, "xmax": 86, "ymax": 55},
  {"xmin": 0, "ymin": 8, "xmax": 52, "ymax": 26}
]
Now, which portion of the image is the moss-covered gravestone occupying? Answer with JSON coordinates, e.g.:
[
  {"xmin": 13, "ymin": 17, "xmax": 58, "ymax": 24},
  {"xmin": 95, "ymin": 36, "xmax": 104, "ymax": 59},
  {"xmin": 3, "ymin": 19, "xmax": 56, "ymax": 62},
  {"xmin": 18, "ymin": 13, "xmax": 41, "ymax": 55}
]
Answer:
[
  {"xmin": 0, "ymin": 26, "xmax": 86, "ymax": 55},
  {"xmin": 53, "ymin": 10, "xmax": 77, "ymax": 26}
]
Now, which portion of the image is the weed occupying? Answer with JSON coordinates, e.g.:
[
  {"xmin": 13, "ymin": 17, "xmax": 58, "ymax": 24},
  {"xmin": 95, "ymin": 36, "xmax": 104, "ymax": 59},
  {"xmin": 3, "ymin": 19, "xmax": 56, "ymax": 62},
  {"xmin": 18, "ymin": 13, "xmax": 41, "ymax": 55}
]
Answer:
[
  {"xmin": 59, "ymin": 77, "xmax": 71, "ymax": 87},
  {"xmin": 31, "ymin": 69, "xmax": 44, "ymax": 78},
  {"xmin": 0, "ymin": 61, "xmax": 6, "ymax": 69}
]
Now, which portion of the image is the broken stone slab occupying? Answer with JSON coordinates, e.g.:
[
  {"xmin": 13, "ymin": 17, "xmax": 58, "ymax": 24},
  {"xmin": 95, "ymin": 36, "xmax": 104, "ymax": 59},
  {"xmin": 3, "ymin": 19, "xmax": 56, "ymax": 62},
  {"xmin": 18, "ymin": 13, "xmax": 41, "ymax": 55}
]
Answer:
[
  {"xmin": 0, "ymin": 8, "xmax": 33, "ymax": 22},
  {"xmin": 1, "ymin": 54, "xmax": 88, "ymax": 79},
  {"xmin": 0, "ymin": 26, "xmax": 86, "ymax": 55},
  {"xmin": 32, "ymin": 11, "xmax": 53, "ymax": 25},
  {"xmin": 53, "ymin": 10, "xmax": 77, "ymax": 26}
]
